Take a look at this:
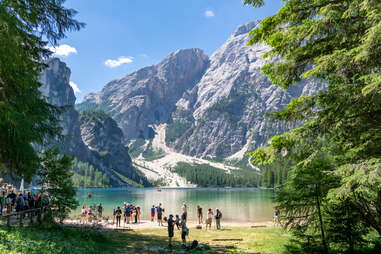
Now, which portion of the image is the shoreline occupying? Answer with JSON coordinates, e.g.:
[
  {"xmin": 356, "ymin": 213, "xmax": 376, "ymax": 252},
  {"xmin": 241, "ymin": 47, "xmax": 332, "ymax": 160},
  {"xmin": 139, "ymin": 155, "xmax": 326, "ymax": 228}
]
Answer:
[{"xmin": 64, "ymin": 219, "xmax": 276, "ymax": 230}]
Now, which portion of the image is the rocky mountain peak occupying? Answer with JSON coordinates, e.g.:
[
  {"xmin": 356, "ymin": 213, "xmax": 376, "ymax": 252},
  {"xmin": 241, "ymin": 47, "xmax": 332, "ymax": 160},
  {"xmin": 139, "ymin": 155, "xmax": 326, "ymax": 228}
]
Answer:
[{"xmin": 232, "ymin": 20, "xmax": 261, "ymax": 37}]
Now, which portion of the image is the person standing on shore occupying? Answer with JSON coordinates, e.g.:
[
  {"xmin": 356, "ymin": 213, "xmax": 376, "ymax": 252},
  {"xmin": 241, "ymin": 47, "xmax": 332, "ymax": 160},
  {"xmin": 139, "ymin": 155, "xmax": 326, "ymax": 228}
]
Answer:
[
  {"xmin": 137, "ymin": 206, "xmax": 141, "ymax": 224},
  {"xmin": 205, "ymin": 208, "xmax": 213, "ymax": 230},
  {"xmin": 180, "ymin": 217, "xmax": 189, "ymax": 248},
  {"xmin": 156, "ymin": 203, "xmax": 163, "ymax": 226},
  {"xmin": 115, "ymin": 206, "xmax": 122, "ymax": 227},
  {"xmin": 81, "ymin": 204, "xmax": 86, "ymax": 224},
  {"xmin": 97, "ymin": 203, "xmax": 103, "ymax": 223},
  {"xmin": 197, "ymin": 205, "xmax": 203, "ymax": 224},
  {"xmin": 215, "ymin": 208, "xmax": 222, "ymax": 230},
  {"xmin": 112, "ymin": 208, "xmax": 116, "ymax": 225},
  {"xmin": 167, "ymin": 214, "xmax": 175, "ymax": 248},
  {"xmin": 182, "ymin": 203, "xmax": 188, "ymax": 222},
  {"xmin": 151, "ymin": 205, "xmax": 155, "ymax": 222},
  {"xmin": 274, "ymin": 207, "xmax": 279, "ymax": 225}
]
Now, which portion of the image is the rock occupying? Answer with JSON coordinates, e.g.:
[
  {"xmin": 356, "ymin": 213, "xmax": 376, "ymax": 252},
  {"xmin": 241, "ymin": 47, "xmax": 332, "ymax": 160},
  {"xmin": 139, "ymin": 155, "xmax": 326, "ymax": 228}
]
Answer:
[
  {"xmin": 39, "ymin": 58, "xmax": 149, "ymax": 186},
  {"xmin": 78, "ymin": 48, "xmax": 209, "ymax": 140}
]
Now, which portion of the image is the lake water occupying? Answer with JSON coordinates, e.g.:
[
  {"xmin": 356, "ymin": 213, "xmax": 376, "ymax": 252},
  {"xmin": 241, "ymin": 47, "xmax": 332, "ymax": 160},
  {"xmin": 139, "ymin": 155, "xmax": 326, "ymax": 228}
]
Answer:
[{"xmin": 74, "ymin": 188, "xmax": 275, "ymax": 223}]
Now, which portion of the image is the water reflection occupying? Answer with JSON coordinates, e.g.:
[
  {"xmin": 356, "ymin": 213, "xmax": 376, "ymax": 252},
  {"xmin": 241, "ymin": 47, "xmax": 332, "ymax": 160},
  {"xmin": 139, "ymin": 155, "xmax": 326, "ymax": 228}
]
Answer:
[{"xmin": 74, "ymin": 188, "xmax": 275, "ymax": 222}]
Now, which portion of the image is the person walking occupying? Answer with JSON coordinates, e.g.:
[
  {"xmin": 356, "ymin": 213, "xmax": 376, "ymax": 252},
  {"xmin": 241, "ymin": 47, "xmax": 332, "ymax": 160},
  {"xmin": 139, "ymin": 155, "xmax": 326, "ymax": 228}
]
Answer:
[
  {"xmin": 167, "ymin": 214, "xmax": 175, "ymax": 248},
  {"xmin": 215, "ymin": 208, "xmax": 222, "ymax": 230},
  {"xmin": 205, "ymin": 208, "xmax": 213, "ymax": 230},
  {"xmin": 197, "ymin": 205, "xmax": 203, "ymax": 224}
]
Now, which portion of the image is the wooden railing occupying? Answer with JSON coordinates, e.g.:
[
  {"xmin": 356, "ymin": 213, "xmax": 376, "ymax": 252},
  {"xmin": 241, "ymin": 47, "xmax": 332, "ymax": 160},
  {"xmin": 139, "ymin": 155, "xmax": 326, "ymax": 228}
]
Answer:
[{"xmin": 0, "ymin": 206, "xmax": 50, "ymax": 226}]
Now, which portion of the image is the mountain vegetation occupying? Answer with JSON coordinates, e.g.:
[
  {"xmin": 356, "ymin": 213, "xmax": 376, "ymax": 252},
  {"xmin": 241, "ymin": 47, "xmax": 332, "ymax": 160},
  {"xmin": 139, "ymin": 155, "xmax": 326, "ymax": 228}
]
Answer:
[
  {"xmin": 173, "ymin": 162, "xmax": 259, "ymax": 187},
  {"xmin": 246, "ymin": 0, "xmax": 381, "ymax": 253},
  {"xmin": 71, "ymin": 159, "xmax": 110, "ymax": 188},
  {"xmin": 0, "ymin": 0, "xmax": 83, "ymax": 182}
]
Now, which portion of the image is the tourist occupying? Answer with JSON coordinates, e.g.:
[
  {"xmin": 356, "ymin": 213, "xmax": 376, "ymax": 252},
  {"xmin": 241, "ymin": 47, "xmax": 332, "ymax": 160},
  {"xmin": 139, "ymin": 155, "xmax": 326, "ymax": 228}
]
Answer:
[
  {"xmin": 175, "ymin": 214, "xmax": 181, "ymax": 230},
  {"xmin": 274, "ymin": 207, "xmax": 279, "ymax": 225},
  {"xmin": 116, "ymin": 206, "xmax": 122, "ymax": 227},
  {"xmin": 0, "ymin": 191, "xmax": 5, "ymax": 215},
  {"xmin": 97, "ymin": 203, "xmax": 103, "ymax": 222},
  {"xmin": 112, "ymin": 208, "xmax": 116, "ymax": 225},
  {"xmin": 215, "ymin": 208, "xmax": 222, "ymax": 230},
  {"xmin": 205, "ymin": 208, "xmax": 213, "ymax": 230},
  {"xmin": 150, "ymin": 205, "xmax": 155, "ymax": 222},
  {"xmin": 167, "ymin": 214, "xmax": 175, "ymax": 248},
  {"xmin": 182, "ymin": 203, "xmax": 188, "ymax": 222},
  {"xmin": 197, "ymin": 205, "xmax": 203, "ymax": 224},
  {"xmin": 124, "ymin": 203, "xmax": 130, "ymax": 224},
  {"xmin": 180, "ymin": 217, "xmax": 189, "ymax": 248},
  {"xmin": 81, "ymin": 204, "xmax": 86, "ymax": 224},
  {"xmin": 137, "ymin": 206, "xmax": 141, "ymax": 224},
  {"xmin": 156, "ymin": 203, "xmax": 163, "ymax": 226},
  {"xmin": 16, "ymin": 194, "xmax": 24, "ymax": 212},
  {"xmin": 88, "ymin": 206, "xmax": 93, "ymax": 224},
  {"xmin": 133, "ymin": 206, "xmax": 138, "ymax": 224}
]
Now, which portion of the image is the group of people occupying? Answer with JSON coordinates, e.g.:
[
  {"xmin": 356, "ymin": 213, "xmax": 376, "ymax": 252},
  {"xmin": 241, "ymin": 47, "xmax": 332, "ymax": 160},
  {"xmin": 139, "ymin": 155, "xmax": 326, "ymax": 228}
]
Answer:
[
  {"xmin": 113, "ymin": 203, "xmax": 141, "ymax": 227},
  {"xmin": 0, "ymin": 190, "xmax": 50, "ymax": 216},
  {"xmin": 197, "ymin": 206, "xmax": 223, "ymax": 230},
  {"xmin": 80, "ymin": 203, "xmax": 104, "ymax": 224},
  {"xmin": 165, "ymin": 204, "xmax": 223, "ymax": 249}
]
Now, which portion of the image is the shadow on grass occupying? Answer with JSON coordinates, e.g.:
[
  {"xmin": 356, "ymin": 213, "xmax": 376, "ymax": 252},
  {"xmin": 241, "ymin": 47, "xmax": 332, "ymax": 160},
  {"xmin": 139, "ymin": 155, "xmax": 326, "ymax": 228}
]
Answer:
[
  {"xmin": 0, "ymin": 224, "xmax": 243, "ymax": 254},
  {"xmin": 106, "ymin": 230, "xmax": 242, "ymax": 254}
]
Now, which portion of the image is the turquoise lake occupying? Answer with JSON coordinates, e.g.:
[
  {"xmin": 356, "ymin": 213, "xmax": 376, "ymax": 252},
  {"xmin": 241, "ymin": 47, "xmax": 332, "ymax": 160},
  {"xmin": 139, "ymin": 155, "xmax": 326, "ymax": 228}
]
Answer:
[{"xmin": 74, "ymin": 188, "xmax": 275, "ymax": 223}]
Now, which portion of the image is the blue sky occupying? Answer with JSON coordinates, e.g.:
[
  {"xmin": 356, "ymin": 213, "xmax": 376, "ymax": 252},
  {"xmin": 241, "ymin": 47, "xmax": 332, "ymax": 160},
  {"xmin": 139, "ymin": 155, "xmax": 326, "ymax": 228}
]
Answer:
[{"xmin": 52, "ymin": 0, "xmax": 283, "ymax": 102}]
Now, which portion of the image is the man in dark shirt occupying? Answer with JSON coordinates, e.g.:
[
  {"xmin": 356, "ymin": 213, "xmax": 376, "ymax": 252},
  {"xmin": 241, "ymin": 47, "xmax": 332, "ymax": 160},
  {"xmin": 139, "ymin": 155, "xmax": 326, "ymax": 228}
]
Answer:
[
  {"xmin": 167, "ymin": 214, "xmax": 175, "ymax": 248},
  {"xmin": 156, "ymin": 203, "xmax": 163, "ymax": 226}
]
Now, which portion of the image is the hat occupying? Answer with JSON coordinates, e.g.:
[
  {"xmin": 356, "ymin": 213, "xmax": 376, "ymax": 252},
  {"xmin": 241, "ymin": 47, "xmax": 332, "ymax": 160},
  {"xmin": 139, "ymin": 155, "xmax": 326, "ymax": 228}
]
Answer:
[{"xmin": 169, "ymin": 214, "xmax": 173, "ymax": 218}]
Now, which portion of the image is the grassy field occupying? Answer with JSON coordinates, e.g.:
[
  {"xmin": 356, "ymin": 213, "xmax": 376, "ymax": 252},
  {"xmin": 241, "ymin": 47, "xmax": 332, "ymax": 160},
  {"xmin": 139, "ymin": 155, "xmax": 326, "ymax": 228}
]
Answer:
[{"xmin": 0, "ymin": 224, "xmax": 290, "ymax": 254}]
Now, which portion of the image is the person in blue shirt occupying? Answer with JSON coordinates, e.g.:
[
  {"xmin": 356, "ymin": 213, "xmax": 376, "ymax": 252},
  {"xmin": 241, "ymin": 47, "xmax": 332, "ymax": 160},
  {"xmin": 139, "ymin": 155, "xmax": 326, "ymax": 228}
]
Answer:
[{"xmin": 156, "ymin": 203, "xmax": 164, "ymax": 226}]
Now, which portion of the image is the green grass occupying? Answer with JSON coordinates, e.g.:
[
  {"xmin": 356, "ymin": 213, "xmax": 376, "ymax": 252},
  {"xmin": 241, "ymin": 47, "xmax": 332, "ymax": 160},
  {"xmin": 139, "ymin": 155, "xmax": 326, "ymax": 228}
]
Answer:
[
  {"xmin": 0, "ymin": 224, "xmax": 290, "ymax": 254},
  {"xmin": 0, "ymin": 225, "xmax": 117, "ymax": 254}
]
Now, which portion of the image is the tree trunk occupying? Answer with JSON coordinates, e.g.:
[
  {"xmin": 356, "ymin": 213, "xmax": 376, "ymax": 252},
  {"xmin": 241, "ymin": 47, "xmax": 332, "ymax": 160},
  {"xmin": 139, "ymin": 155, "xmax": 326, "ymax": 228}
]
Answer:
[{"xmin": 316, "ymin": 184, "xmax": 328, "ymax": 254}]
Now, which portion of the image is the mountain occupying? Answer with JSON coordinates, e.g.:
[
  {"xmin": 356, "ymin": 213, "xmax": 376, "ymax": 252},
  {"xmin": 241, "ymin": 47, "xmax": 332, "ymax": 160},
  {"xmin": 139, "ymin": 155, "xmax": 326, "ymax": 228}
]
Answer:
[
  {"xmin": 77, "ymin": 48, "xmax": 209, "ymax": 140},
  {"xmin": 166, "ymin": 21, "xmax": 322, "ymax": 160},
  {"xmin": 39, "ymin": 58, "xmax": 150, "ymax": 187},
  {"xmin": 78, "ymin": 21, "xmax": 323, "ymax": 165}
]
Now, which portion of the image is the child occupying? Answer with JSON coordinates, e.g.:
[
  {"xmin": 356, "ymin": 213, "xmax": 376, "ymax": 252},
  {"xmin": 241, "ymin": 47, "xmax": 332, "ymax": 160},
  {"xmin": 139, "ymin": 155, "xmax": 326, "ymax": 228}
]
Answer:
[
  {"xmin": 175, "ymin": 214, "xmax": 181, "ymax": 230},
  {"xmin": 151, "ymin": 205, "xmax": 155, "ymax": 222}
]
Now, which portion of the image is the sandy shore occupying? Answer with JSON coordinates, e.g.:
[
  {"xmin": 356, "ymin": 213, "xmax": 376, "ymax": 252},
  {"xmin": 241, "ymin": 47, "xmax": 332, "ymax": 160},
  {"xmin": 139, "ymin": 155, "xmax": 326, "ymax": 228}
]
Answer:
[{"xmin": 64, "ymin": 218, "xmax": 276, "ymax": 230}]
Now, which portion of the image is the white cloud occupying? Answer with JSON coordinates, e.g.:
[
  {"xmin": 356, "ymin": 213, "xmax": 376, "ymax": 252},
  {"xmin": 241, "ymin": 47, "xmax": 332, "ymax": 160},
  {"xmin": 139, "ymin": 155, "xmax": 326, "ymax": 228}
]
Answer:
[
  {"xmin": 205, "ymin": 10, "xmax": 215, "ymax": 17},
  {"xmin": 104, "ymin": 56, "xmax": 133, "ymax": 68},
  {"xmin": 48, "ymin": 44, "xmax": 77, "ymax": 56},
  {"xmin": 69, "ymin": 81, "xmax": 81, "ymax": 94}
]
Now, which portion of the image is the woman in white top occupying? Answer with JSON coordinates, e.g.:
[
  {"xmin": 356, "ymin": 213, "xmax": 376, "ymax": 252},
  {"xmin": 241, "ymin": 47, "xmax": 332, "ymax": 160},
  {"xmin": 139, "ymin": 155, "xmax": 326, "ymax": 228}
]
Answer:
[
  {"xmin": 205, "ymin": 208, "xmax": 213, "ymax": 230},
  {"xmin": 81, "ymin": 204, "xmax": 86, "ymax": 224}
]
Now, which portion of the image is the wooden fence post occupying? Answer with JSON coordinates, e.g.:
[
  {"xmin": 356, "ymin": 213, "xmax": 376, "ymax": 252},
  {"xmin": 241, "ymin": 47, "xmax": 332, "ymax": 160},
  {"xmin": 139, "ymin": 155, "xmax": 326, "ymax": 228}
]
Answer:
[{"xmin": 19, "ymin": 212, "xmax": 23, "ymax": 226}]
